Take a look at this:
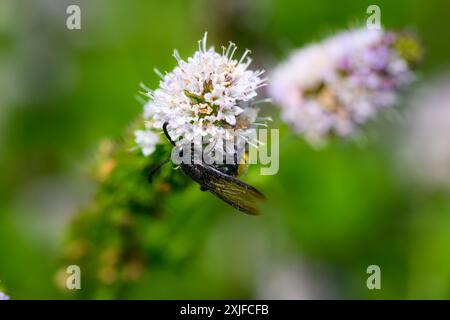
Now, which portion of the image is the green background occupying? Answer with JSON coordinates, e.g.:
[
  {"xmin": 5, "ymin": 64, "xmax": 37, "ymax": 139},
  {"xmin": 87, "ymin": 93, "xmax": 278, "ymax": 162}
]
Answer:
[{"xmin": 0, "ymin": 0, "xmax": 449, "ymax": 299}]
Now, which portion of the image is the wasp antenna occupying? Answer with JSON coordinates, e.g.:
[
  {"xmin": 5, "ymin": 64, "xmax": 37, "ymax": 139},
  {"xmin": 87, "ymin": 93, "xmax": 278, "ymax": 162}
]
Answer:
[{"xmin": 163, "ymin": 122, "xmax": 176, "ymax": 146}]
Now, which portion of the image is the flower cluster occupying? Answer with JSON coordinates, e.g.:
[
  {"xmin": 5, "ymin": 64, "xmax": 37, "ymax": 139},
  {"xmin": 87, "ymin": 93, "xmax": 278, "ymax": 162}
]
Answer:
[
  {"xmin": 269, "ymin": 28, "xmax": 420, "ymax": 145},
  {"xmin": 138, "ymin": 33, "xmax": 267, "ymax": 159}
]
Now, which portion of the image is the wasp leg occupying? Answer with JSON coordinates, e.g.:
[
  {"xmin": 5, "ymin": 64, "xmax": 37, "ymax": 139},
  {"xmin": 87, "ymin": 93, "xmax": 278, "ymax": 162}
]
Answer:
[{"xmin": 200, "ymin": 185, "xmax": 208, "ymax": 192}]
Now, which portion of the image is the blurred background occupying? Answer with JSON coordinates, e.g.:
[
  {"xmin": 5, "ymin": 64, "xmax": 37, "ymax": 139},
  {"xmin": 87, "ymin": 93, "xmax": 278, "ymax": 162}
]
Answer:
[{"xmin": 1, "ymin": 0, "xmax": 450, "ymax": 299}]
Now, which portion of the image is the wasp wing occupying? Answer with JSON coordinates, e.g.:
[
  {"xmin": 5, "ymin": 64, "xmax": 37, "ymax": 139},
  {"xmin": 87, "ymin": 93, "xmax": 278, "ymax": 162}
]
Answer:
[{"xmin": 200, "ymin": 163, "xmax": 266, "ymax": 215}]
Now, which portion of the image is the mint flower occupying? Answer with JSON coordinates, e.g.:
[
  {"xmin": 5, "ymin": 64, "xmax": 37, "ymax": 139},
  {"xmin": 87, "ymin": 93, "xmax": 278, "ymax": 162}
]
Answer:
[
  {"xmin": 269, "ymin": 28, "xmax": 419, "ymax": 145},
  {"xmin": 141, "ymin": 32, "xmax": 267, "ymax": 157}
]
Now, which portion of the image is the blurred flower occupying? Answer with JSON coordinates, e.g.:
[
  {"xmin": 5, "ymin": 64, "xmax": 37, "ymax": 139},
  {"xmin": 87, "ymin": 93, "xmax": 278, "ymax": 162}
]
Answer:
[
  {"xmin": 122, "ymin": 258, "xmax": 145, "ymax": 282},
  {"xmin": 142, "ymin": 32, "xmax": 267, "ymax": 158},
  {"xmin": 255, "ymin": 257, "xmax": 336, "ymax": 300},
  {"xmin": 400, "ymin": 74, "xmax": 450, "ymax": 188},
  {"xmin": 269, "ymin": 28, "xmax": 419, "ymax": 145},
  {"xmin": 0, "ymin": 292, "xmax": 9, "ymax": 300},
  {"xmin": 134, "ymin": 128, "xmax": 160, "ymax": 156},
  {"xmin": 98, "ymin": 159, "xmax": 117, "ymax": 181}
]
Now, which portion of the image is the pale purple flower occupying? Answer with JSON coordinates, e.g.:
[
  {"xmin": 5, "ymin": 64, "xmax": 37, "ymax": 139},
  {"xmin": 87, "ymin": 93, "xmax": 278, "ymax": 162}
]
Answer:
[{"xmin": 269, "ymin": 28, "xmax": 416, "ymax": 145}]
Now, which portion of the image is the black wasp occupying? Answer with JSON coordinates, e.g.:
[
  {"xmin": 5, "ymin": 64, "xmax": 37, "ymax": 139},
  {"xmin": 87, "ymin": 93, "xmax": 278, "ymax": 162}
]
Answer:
[{"xmin": 148, "ymin": 123, "xmax": 266, "ymax": 215}]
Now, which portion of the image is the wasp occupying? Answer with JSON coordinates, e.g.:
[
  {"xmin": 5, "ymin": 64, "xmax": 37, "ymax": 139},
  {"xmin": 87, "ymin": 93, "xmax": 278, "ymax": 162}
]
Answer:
[{"xmin": 148, "ymin": 123, "xmax": 266, "ymax": 215}]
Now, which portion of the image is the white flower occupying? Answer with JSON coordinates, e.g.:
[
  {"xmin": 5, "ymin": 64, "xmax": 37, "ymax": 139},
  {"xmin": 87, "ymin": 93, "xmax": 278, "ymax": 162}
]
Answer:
[
  {"xmin": 134, "ymin": 129, "xmax": 160, "ymax": 156},
  {"xmin": 143, "ymin": 33, "xmax": 267, "ymax": 156},
  {"xmin": 269, "ymin": 28, "xmax": 418, "ymax": 145}
]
